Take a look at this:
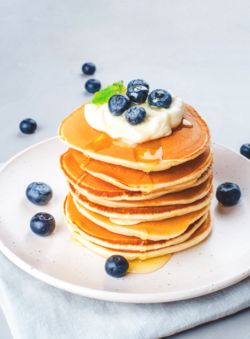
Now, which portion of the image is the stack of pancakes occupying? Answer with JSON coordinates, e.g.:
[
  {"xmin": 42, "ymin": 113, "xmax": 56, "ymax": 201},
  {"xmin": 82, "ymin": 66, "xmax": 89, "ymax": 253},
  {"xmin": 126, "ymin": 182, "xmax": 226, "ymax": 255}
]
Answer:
[{"xmin": 59, "ymin": 103, "xmax": 213, "ymax": 261}]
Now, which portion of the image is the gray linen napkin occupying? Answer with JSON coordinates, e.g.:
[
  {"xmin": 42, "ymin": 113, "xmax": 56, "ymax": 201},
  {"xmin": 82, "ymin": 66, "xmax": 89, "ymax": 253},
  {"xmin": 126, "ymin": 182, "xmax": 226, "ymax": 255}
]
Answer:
[{"xmin": 0, "ymin": 252, "xmax": 250, "ymax": 339}]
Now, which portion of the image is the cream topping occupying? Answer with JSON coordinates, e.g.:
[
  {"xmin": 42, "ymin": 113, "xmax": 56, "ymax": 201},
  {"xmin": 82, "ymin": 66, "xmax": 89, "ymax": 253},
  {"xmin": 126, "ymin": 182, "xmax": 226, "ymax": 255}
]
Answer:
[{"xmin": 84, "ymin": 92, "xmax": 184, "ymax": 144}]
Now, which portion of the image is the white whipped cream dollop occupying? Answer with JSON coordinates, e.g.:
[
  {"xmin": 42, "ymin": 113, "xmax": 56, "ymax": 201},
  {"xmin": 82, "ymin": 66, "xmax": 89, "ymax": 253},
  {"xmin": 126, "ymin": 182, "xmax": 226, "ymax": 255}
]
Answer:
[{"xmin": 84, "ymin": 92, "xmax": 185, "ymax": 144}]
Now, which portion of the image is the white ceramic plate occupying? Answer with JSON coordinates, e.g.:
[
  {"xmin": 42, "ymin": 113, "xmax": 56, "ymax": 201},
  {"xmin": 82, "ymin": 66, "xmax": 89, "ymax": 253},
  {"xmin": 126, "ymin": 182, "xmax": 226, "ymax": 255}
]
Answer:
[{"xmin": 0, "ymin": 137, "xmax": 250, "ymax": 303}]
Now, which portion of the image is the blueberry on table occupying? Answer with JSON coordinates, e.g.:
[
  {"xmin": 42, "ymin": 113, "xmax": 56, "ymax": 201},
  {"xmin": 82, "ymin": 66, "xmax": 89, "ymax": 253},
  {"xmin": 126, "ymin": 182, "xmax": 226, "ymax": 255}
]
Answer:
[
  {"xmin": 240, "ymin": 144, "xmax": 250, "ymax": 159},
  {"xmin": 127, "ymin": 79, "xmax": 149, "ymax": 90},
  {"xmin": 26, "ymin": 182, "xmax": 53, "ymax": 205},
  {"xmin": 125, "ymin": 106, "xmax": 146, "ymax": 125},
  {"xmin": 108, "ymin": 94, "xmax": 131, "ymax": 116},
  {"xmin": 148, "ymin": 89, "xmax": 172, "ymax": 108},
  {"xmin": 30, "ymin": 212, "xmax": 55, "ymax": 236},
  {"xmin": 126, "ymin": 85, "xmax": 149, "ymax": 104},
  {"xmin": 105, "ymin": 255, "xmax": 129, "ymax": 277},
  {"xmin": 82, "ymin": 62, "xmax": 96, "ymax": 75},
  {"xmin": 19, "ymin": 119, "xmax": 37, "ymax": 134},
  {"xmin": 216, "ymin": 182, "xmax": 241, "ymax": 206},
  {"xmin": 85, "ymin": 79, "xmax": 101, "ymax": 93}
]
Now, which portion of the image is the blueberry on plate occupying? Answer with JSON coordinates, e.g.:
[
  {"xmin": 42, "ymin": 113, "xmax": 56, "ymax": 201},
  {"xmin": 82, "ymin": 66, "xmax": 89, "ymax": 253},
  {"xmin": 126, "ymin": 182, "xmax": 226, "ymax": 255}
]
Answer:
[
  {"xmin": 105, "ymin": 255, "xmax": 129, "ymax": 277},
  {"xmin": 82, "ymin": 62, "xmax": 96, "ymax": 75},
  {"xmin": 26, "ymin": 182, "xmax": 53, "ymax": 205},
  {"xmin": 85, "ymin": 79, "xmax": 101, "ymax": 93},
  {"xmin": 148, "ymin": 89, "xmax": 172, "ymax": 108},
  {"xmin": 126, "ymin": 85, "xmax": 149, "ymax": 104},
  {"xmin": 216, "ymin": 182, "xmax": 241, "ymax": 206},
  {"xmin": 127, "ymin": 79, "xmax": 149, "ymax": 91},
  {"xmin": 240, "ymin": 144, "xmax": 250, "ymax": 159},
  {"xmin": 30, "ymin": 212, "xmax": 55, "ymax": 236},
  {"xmin": 125, "ymin": 106, "xmax": 146, "ymax": 125},
  {"xmin": 108, "ymin": 94, "xmax": 131, "ymax": 116},
  {"xmin": 19, "ymin": 119, "xmax": 37, "ymax": 134}
]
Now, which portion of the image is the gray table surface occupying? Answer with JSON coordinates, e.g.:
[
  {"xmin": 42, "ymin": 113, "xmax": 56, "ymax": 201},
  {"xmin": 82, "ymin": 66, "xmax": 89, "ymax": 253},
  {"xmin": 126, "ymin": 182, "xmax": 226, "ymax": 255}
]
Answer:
[{"xmin": 1, "ymin": 0, "xmax": 250, "ymax": 338}]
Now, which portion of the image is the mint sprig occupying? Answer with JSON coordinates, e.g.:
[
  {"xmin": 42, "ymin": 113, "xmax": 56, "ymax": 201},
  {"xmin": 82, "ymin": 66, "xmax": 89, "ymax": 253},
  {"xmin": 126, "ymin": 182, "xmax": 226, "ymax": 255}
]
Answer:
[{"xmin": 90, "ymin": 80, "xmax": 126, "ymax": 105}]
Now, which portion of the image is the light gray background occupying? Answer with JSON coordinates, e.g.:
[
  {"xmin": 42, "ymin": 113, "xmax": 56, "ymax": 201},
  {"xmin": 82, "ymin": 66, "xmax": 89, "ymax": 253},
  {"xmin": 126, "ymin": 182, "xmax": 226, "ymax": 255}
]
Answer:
[{"xmin": 1, "ymin": 0, "xmax": 250, "ymax": 338}]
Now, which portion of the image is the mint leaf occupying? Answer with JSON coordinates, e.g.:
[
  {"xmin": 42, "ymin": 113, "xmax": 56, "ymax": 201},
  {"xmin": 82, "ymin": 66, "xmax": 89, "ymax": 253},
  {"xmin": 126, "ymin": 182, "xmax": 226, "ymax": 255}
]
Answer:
[{"xmin": 90, "ymin": 80, "xmax": 126, "ymax": 105}]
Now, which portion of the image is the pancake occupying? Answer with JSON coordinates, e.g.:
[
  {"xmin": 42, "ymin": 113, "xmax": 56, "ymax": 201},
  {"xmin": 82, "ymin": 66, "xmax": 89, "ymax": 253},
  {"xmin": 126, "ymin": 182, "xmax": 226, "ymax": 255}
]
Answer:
[
  {"xmin": 64, "ymin": 193, "xmax": 209, "ymax": 251},
  {"xmin": 72, "ymin": 186, "xmax": 213, "ymax": 222},
  {"xmin": 64, "ymin": 204, "xmax": 213, "ymax": 260},
  {"xmin": 60, "ymin": 149, "xmax": 214, "ymax": 201},
  {"xmin": 59, "ymin": 103, "xmax": 210, "ymax": 172},
  {"xmin": 73, "ymin": 197, "xmax": 211, "ymax": 240},
  {"xmin": 69, "ymin": 175, "xmax": 213, "ymax": 208},
  {"xmin": 67, "ymin": 146, "xmax": 213, "ymax": 193}
]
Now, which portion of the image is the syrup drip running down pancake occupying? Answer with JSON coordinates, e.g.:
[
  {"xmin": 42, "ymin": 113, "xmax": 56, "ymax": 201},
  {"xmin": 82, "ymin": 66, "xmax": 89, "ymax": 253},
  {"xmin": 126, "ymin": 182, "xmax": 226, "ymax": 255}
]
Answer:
[{"xmin": 59, "ymin": 103, "xmax": 210, "ymax": 172}]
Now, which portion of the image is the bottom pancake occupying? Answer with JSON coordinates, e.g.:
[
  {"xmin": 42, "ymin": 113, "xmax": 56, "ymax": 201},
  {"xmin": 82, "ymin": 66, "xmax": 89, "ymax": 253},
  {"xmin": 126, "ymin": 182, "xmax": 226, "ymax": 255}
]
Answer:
[
  {"xmin": 73, "ymin": 195, "xmax": 211, "ymax": 241},
  {"xmin": 63, "ymin": 195, "xmax": 213, "ymax": 260},
  {"xmin": 64, "ymin": 193, "xmax": 209, "ymax": 252}
]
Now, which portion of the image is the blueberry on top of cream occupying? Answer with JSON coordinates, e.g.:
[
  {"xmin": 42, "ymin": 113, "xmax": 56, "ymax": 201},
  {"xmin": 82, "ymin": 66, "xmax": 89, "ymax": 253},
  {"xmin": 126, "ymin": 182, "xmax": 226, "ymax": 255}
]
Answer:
[
  {"xmin": 148, "ymin": 89, "xmax": 172, "ymax": 109},
  {"xmin": 108, "ymin": 94, "xmax": 131, "ymax": 116},
  {"xmin": 126, "ymin": 85, "xmax": 149, "ymax": 104},
  {"xmin": 125, "ymin": 106, "xmax": 147, "ymax": 125},
  {"xmin": 127, "ymin": 79, "xmax": 149, "ymax": 91}
]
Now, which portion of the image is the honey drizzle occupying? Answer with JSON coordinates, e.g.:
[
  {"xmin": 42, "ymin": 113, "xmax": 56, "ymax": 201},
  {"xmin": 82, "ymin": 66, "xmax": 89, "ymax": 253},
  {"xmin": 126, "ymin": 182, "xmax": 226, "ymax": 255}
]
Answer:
[
  {"xmin": 69, "ymin": 233, "xmax": 85, "ymax": 247},
  {"xmin": 138, "ymin": 229, "xmax": 149, "ymax": 240},
  {"xmin": 128, "ymin": 254, "xmax": 172, "ymax": 274}
]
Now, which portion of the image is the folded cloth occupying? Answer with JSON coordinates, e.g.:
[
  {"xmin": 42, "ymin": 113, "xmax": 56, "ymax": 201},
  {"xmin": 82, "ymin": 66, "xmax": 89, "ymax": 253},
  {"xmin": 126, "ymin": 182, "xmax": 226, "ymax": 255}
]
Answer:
[{"xmin": 0, "ymin": 252, "xmax": 250, "ymax": 339}]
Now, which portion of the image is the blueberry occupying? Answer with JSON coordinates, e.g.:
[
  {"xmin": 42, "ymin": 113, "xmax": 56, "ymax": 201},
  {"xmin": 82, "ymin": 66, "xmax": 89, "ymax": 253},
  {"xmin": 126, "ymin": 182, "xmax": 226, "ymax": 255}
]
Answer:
[
  {"xmin": 30, "ymin": 212, "xmax": 55, "ymax": 236},
  {"xmin": 105, "ymin": 255, "xmax": 129, "ymax": 277},
  {"xmin": 216, "ymin": 182, "xmax": 241, "ymax": 206},
  {"xmin": 126, "ymin": 85, "xmax": 149, "ymax": 104},
  {"xmin": 85, "ymin": 79, "xmax": 101, "ymax": 93},
  {"xmin": 19, "ymin": 119, "xmax": 37, "ymax": 134},
  {"xmin": 125, "ymin": 106, "xmax": 146, "ymax": 125},
  {"xmin": 108, "ymin": 94, "xmax": 131, "ymax": 116},
  {"xmin": 82, "ymin": 62, "xmax": 96, "ymax": 75},
  {"xmin": 127, "ymin": 79, "xmax": 149, "ymax": 91},
  {"xmin": 240, "ymin": 144, "xmax": 250, "ymax": 159},
  {"xmin": 148, "ymin": 89, "xmax": 172, "ymax": 108},
  {"xmin": 26, "ymin": 182, "xmax": 53, "ymax": 205}
]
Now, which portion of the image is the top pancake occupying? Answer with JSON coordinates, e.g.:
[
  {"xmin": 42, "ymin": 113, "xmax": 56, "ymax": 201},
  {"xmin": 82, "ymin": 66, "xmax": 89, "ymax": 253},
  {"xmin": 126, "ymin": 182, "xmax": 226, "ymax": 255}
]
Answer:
[{"xmin": 59, "ymin": 103, "xmax": 210, "ymax": 172}]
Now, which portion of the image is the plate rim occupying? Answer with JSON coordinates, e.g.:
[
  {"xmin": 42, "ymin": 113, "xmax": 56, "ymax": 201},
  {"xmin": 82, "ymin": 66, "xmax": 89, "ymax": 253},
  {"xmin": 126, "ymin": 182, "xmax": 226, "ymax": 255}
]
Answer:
[{"xmin": 0, "ymin": 136, "xmax": 250, "ymax": 304}]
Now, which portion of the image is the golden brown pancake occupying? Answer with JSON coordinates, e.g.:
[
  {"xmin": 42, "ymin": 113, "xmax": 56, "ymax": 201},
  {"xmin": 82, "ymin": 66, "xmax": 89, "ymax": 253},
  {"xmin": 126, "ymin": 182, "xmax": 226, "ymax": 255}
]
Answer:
[
  {"xmin": 69, "ymin": 173, "xmax": 212, "ymax": 209},
  {"xmin": 59, "ymin": 103, "xmax": 210, "ymax": 172},
  {"xmin": 71, "ymin": 214, "xmax": 213, "ymax": 260},
  {"xmin": 72, "ymin": 185, "xmax": 213, "ymax": 221},
  {"xmin": 73, "ymin": 196, "xmax": 211, "ymax": 240},
  {"xmin": 64, "ymin": 196, "xmax": 213, "ymax": 260},
  {"xmin": 67, "ymin": 146, "xmax": 213, "ymax": 193},
  {"xmin": 64, "ymin": 193, "xmax": 208, "ymax": 252},
  {"xmin": 60, "ymin": 148, "xmax": 214, "ymax": 201}
]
